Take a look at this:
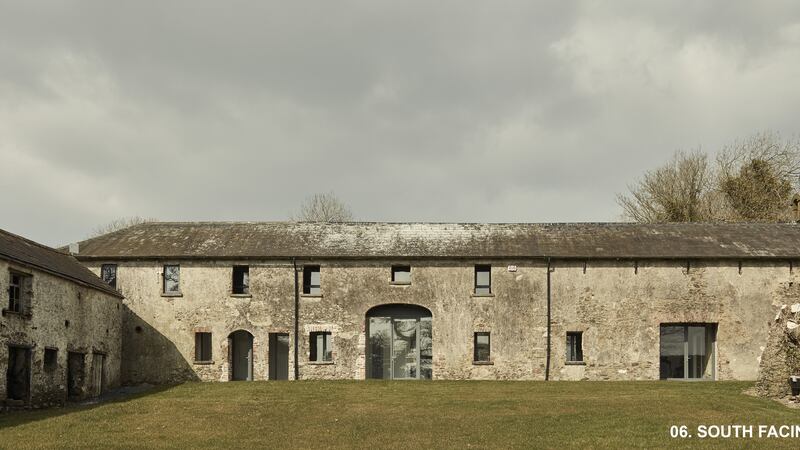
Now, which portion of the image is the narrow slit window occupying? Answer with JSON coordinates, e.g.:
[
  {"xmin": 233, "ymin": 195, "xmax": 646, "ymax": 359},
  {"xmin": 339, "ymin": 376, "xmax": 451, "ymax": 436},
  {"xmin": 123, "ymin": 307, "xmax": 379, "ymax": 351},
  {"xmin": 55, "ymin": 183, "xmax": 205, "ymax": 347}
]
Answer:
[
  {"xmin": 474, "ymin": 332, "xmax": 491, "ymax": 362},
  {"xmin": 163, "ymin": 265, "xmax": 180, "ymax": 294},
  {"xmin": 101, "ymin": 264, "xmax": 118, "ymax": 289},
  {"xmin": 567, "ymin": 332, "xmax": 583, "ymax": 362},
  {"xmin": 474, "ymin": 265, "xmax": 491, "ymax": 295},
  {"xmin": 303, "ymin": 266, "xmax": 321, "ymax": 295},
  {"xmin": 391, "ymin": 265, "xmax": 411, "ymax": 284},
  {"xmin": 232, "ymin": 266, "xmax": 250, "ymax": 295},
  {"xmin": 310, "ymin": 331, "xmax": 332, "ymax": 362},
  {"xmin": 194, "ymin": 332, "xmax": 212, "ymax": 362}
]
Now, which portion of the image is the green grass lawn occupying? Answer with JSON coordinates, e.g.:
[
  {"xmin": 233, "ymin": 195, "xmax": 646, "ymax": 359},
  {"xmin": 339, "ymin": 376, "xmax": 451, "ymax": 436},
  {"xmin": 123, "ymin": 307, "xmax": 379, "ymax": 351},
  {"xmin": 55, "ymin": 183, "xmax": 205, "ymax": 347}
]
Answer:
[{"xmin": 0, "ymin": 381, "xmax": 798, "ymax": 449}]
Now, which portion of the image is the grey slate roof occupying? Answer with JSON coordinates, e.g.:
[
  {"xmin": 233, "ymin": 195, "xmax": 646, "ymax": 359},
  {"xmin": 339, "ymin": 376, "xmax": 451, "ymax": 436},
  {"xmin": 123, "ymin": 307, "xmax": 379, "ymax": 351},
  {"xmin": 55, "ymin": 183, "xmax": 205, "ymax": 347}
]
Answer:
[
  {"xmin": 70, "ymin": 221, "xmax": 800, "ymax": 260},
  {"xmin": 0, "ymin": 228, "xmax": 122, "ymax": 297}
]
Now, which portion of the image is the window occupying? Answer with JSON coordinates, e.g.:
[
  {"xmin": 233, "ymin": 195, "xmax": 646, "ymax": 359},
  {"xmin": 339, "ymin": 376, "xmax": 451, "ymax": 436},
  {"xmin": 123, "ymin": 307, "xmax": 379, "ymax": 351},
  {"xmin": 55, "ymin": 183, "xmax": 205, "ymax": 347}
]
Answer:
[
  {"xmin": 8, "ymin": 271, "xmax": 32, "ymax": 314},
  {"xmin": 474, "ymin": 265, "xmax": 491, "ymax": 295},
  {"xmin": 310, "ymin": 331, "xmax": 332, "ymax": 362},
  {"xmin": 567, "ymin": 332, "xmax": 583, "ymax": 362},
  {"xmin": 101, "ymin": 264, "xmax": 117, "ymax": 289},
  {"xmin": 660, "ymin": 324, "xmax": 717, "ymax": 380},
  {"xmin": 303, "ymin": 266, "xmax": 321, "ymax": 295},
  {"xmin": 232, "ymin": 266, "xmax": 249, "ymax": 295},
  {"xmin": 474, "ymin": 332, "xmax": 491, "ymax": 362},
  {"xmin": 44, "ymin": 348, "xmax": 58, "ymax": 372},
  {"xmin": 163, "ymin": 265, "xmax": 180, "ymax": 294},
  {"xmin": 391, "ymin": 265, "xmax": 411, "ymax": 284},
  {"xmin": 194, "ymin": 332, "xmax": 212, "ymax": 362}
]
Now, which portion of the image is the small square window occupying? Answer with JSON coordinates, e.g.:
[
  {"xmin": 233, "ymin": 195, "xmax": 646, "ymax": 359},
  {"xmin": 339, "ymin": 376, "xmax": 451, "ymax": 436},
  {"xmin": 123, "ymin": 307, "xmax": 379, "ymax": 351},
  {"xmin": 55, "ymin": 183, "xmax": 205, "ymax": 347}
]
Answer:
[
  {"xmin": 474, "ymin": 332, "xmax": 491, "ymax": 362},
  {"xmin": 101, "ymin": 264, "xmax": 118, "ymax": 289},
  {"xmin": 163, "ymin": 265, "xmax": 180, "ymax": 294},
  {"xmin": 44, "ymin": 348, "xmax": 58, "ymax": 372},
  {"xmin": 474, "ymin": 265, "xmax": 491, "ymax": 295},
  {"xmin": 567, "ymin": 332, "xmax": 583, "ymax": 362},
  {"xmin": 232, "ymin": 266, "xmax": 249, "ymax": 295},
  {"xmin": 391, "ymin": 265, "xmax": 411, "ymax": 284},
  {"xmin": 303, "ymin": 266, "xmax": 321, "ymax": 295},
  {"xmin": 195, "ymin": 332, "xmax": 212, "ymax": 362},
  {"xmin": 310, "ymin": 331, "xmax": 332, "ymax": 362}
]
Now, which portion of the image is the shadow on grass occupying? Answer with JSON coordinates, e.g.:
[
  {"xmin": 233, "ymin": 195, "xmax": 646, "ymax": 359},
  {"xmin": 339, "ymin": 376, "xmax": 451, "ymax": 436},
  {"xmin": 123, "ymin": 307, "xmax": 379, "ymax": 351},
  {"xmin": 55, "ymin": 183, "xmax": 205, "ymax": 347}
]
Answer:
[{"xmin": 0, "ymin": 383, "xmax": 179, "ymax": 431}]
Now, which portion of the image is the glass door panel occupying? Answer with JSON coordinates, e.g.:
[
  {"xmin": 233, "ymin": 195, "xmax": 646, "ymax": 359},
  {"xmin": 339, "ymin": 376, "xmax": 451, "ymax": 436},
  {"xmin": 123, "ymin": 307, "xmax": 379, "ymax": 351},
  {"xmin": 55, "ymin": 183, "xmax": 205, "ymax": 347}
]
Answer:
[
  {"xmin": 419, "ymin": 318, "xmax": 432, "ymax": 380},
  {"xmin": 687, "ymin": 326, "xmax": 707, "ymax": 379},
  {"xmin": 659, "ymin": 326, "xmax": 685, "ymax": 380},
  {"xmin": 392, "ymin": 319, "xmax": 418, "ymax": 379},
  {"xmin": 368, "ymin": 317, "xmax": 392, "ymax": 379}
]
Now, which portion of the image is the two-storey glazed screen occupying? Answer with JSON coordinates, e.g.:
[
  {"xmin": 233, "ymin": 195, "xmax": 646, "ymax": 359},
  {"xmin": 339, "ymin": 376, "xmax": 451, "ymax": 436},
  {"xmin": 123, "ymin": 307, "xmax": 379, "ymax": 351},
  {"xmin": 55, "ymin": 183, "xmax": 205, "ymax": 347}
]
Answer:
[{"xmin": 367, "ymin": 304, "xmax": 432, "ymax": 380}]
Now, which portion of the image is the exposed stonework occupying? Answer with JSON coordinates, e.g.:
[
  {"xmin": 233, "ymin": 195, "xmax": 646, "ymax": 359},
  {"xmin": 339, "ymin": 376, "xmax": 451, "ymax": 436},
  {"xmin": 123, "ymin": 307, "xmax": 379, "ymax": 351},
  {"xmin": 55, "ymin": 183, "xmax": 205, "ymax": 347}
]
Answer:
[
  {"xmin": 0, "ymin": 256, "xmax": 123, "ymax": 409},
  {"xmin": 755, "ymin": 303, "xmax": 800, "ymax": 399},
  {"xmin": 68, "ymin": 221, "xmax": 800, "ymax": 385},
  {"xmin": 80, "ymin": 257, "xmax": 798, "ymax": 384}
]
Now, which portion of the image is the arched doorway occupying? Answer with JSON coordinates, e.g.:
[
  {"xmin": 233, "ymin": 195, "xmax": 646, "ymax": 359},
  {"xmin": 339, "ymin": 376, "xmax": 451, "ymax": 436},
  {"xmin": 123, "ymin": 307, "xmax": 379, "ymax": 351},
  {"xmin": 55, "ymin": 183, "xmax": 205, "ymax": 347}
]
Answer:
[
  {"xmin": 366, "ymin": 304, "xmax": 432, "ymax": 380},
  {"xmin": 228, "ymin": 330, "xmax": 253, "ymax": 381}
]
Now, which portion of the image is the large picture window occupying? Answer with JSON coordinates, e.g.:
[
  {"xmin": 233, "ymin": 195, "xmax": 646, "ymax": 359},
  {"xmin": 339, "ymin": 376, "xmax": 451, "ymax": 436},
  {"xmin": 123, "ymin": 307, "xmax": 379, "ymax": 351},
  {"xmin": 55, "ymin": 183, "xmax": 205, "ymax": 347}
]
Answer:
[{"xmin": 659, "ymin": 324, "xmax": 716, "ymax": 380}]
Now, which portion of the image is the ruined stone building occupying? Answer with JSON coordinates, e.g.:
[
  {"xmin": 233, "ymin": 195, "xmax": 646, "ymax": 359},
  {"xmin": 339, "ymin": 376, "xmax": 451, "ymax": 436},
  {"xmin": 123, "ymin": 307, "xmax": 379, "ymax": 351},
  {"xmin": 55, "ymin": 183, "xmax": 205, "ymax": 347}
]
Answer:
[
  {"xmin": 1, "ymin": 229, "xmax": 123, "ymax": 408},
  {"xmin": 66, "ymin": 222, "xmax": 800, "ymax": 384}
]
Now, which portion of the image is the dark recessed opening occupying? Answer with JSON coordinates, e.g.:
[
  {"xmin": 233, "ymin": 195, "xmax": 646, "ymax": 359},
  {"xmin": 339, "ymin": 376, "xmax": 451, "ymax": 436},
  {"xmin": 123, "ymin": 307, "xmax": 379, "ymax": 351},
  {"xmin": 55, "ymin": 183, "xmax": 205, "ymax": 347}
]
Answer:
[
  {"xmin": 135, "ymin": 326, "xmax": 143, "ymax": 333},
  {"xmin": 64, "ymin": 320, "xmax": 70, "ymax": 328}
]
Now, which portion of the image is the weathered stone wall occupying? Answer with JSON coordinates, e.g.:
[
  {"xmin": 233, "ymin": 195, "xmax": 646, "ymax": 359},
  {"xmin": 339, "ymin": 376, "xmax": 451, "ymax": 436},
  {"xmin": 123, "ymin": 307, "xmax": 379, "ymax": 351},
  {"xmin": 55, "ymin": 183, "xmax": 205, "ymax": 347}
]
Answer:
[
  {"xmin": 84, "ymin": 258, "xmax": 794, "ymax": 384},
  {"xmin": 0, "ymin": 259, "xmax": 123, "ymax": 408},
  {"xmin": 755, "ymin": 304, "xmax": 800, "ymax": 398},
  {"xmin": 551, "ymin": 260, "xmax": 795, "ymax": 381},
  {"xmin": 91, "ymin": 261, "xmax": 296, "ymax": 384}
]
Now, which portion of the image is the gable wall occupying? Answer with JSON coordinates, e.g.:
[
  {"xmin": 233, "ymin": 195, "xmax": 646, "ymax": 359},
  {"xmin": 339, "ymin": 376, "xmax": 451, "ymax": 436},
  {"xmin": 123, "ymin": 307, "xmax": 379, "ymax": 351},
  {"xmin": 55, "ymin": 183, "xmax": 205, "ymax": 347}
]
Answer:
[{"xmin": 0, "ymin": 259, "xmax": 123, "ymax": 408}]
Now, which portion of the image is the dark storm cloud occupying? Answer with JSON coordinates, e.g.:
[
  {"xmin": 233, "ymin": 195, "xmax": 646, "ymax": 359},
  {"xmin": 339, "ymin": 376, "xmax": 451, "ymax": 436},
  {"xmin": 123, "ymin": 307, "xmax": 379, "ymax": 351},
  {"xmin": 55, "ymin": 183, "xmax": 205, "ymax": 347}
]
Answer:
[{"xmin": 1, "ymin": 1, "xmax": 799, "ymax": 245}]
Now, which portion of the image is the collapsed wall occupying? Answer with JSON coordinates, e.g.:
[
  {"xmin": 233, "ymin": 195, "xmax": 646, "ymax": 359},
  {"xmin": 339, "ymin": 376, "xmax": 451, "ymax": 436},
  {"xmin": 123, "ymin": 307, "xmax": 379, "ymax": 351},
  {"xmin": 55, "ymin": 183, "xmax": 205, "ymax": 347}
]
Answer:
[{"xmin": 755, "ymin": 303, "xmax": 800, "ymax": 399}]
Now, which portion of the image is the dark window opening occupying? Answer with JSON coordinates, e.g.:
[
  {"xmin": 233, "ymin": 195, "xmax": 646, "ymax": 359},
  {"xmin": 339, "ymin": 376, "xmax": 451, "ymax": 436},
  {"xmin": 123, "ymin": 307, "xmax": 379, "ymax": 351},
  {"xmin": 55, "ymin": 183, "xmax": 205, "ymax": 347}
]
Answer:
[
  {"xmin": 303, "ymin": 266, "xmax": 321, "ymax": 295},
  {"xmin": 67, "ymin": 352, "xmax": 85, "ymax": 398},
  {"xmin": 195, "ymin": 332, "xmax": 212, "ymax": 362},
  {"xmin": 567, "ymin": 332, "xmax": 583, "ymax": 362},
  {"xmin": 232, "ymin": 266, "xmax": 250, "ymax": 295},
  {"xmin": 44, "ymin": 348, "xmax": 58, "ymax": 372},
  {"xmin": 474, "ymin": 332, "xmax": 491, "ymax": 362},
  {"xmin": 101, "ymin": 264, "xmax": 117, "ymax": 289},
  {"xmin": 474, "ymin": 265, "xmax": 491, "ymax": 295},
  {"xmin": 6, "ymin": 346, "xmax": 31, "ymax": 401},
  {"xmin": 163, "ymin": 265, "xmax": 180, "ymax": 294},
  {"xmin": 391, "ymin": 265, "xmax": 411, "ymax": 284},
  {"xmin": 310, "ymin": 331, "xmax": 332, "ymax": 362}
]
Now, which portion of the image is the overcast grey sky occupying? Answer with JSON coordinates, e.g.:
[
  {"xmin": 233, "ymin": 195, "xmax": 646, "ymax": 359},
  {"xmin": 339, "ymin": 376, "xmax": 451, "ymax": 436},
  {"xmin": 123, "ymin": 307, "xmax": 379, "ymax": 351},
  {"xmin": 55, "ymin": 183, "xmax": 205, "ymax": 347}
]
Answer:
[{"xmin": 2, "ymin": 1, "xmax": 800, "ymax": 246}]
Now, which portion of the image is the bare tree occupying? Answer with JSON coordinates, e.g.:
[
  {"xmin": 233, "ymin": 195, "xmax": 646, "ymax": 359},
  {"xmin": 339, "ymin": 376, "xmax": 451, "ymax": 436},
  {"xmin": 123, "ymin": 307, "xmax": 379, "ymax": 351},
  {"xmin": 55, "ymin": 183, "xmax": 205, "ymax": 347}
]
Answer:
[
  {"xmin": 717, "ymin": 132, "xmax": 800, "ymax": 222},
  {"xmin": 617, "ymin": 151, "xmax": 715, "ymax": 223},
  {"xmin": 618, "ymin": 132, "xmax": 800, "ymax": 223},
  {"xmin": 90, "ymin": 216, "xmax": 157, "ymax": 237},
  {"xmin": 291, "ymin": 192, "xmax": 354, "ymax": 222}
]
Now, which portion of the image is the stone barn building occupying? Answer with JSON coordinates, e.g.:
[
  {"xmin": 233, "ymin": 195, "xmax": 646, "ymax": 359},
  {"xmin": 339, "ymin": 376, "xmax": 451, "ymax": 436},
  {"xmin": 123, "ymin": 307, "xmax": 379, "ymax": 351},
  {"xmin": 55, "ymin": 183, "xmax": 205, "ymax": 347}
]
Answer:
[
  {"xmin": 69, "ymin": 222, "xmax": 800, "ymax": 384},
  {"xmin": 1, "ymin": 229, "xmax": 123, "ymax": 408}
]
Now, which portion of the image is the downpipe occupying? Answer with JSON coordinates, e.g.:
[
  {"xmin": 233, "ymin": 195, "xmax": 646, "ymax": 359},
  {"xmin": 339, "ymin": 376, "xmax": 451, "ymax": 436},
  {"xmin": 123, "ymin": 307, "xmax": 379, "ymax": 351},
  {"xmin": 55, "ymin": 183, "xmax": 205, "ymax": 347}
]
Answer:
[{"xmin": 545, "ymin": 257, "xmax": 553, "ymax": 381}]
